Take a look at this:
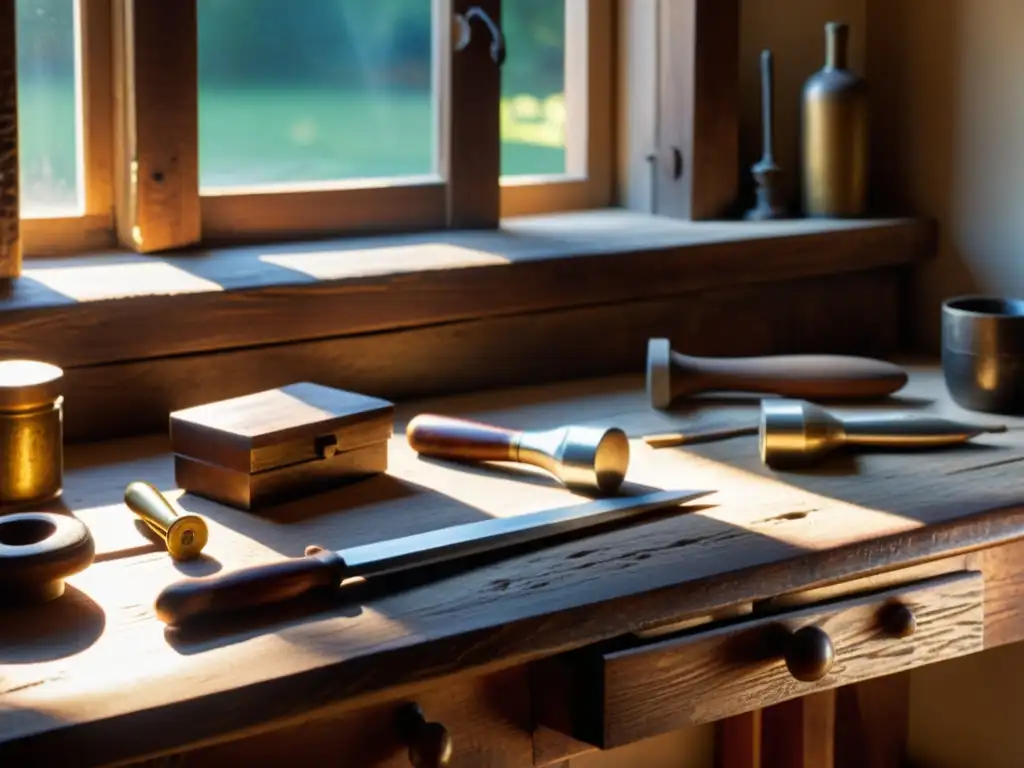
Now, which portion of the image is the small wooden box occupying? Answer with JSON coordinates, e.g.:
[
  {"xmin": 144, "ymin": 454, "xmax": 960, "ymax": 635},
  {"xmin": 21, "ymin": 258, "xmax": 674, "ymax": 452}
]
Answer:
[{"xmin": 169, "ymin": 383, "xmax": 394, "ymax": 511}]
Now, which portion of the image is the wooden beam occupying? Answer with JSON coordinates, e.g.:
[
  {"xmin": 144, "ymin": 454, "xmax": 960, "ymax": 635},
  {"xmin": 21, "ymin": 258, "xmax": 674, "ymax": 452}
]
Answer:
[
  {"xmin": 3, "ymin": 215, "xmax": 932, "ymax": 369},
  {"xmin": 113, "ymin": 0, "xmax": 200, "ymax": 253},
  {"xmin": 0, "ymin": 0, "xmax": 20, "ymax": 278},
  {"xmin": 447, "ymin": 0, "xmax": 501, "ymax": 228},
  {"xmin": 656, "ymin": 0, "xmax": 740, "ymax": 220},
  {"xmin": 59, "ymin": 268, "xmax": 901, "ymax": 442}
]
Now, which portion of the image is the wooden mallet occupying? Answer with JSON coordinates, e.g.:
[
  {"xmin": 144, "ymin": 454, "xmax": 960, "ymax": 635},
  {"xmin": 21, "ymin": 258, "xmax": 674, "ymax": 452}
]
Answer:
[{"xmin": 646, "ymin": 338, "xmax": 909, "ymax": 410}]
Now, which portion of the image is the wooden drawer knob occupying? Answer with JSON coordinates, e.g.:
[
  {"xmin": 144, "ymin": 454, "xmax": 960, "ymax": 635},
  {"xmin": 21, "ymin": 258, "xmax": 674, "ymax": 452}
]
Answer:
[
  {"xmin": 880, "ymin": 601, "xmax": 917, "ymax": 638},
  {"xmin": 784, "ymin": 625, "xmax": 835, "ymax": 682},
  {"xmin": 396, "ymin": 703, "xmax": 453, "ymax": 768}
]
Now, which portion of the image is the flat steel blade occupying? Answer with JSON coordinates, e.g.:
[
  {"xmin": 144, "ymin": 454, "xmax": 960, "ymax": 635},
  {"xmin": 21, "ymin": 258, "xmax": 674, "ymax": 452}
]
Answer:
[{"xmin": 340, "ymin": 488, "xmax": 712, "ymax": 579}]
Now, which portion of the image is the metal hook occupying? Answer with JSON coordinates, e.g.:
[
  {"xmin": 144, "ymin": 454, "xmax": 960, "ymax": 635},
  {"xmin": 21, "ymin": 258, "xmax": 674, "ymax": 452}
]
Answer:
[{"xmin": 453, "ymin": 6, "xmax": 506, "ymax": 66}]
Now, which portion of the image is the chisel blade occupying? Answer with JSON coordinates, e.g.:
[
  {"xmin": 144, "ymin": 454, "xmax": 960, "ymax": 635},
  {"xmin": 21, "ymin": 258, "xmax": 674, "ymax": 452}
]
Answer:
[{"xmin": 341, "ymin": 488, "xmax": 713, "ymax": 579}]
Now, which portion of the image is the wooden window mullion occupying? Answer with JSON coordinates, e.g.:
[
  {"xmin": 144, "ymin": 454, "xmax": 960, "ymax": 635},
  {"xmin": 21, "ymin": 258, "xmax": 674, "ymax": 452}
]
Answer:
[
  {"xmin": 655, "ymin": 0, "xmax": 740, "ymax": 221},
  {"xmin": 0, "ymin": 0, "xmax": 20, "ymax": 277},
  {"xmin": 113, "ymin": 0, "xmax": 200, "ymax": 253},
  {"xmin": 447, "ymin": 0, "xmax": 501, "ymax": 229}
]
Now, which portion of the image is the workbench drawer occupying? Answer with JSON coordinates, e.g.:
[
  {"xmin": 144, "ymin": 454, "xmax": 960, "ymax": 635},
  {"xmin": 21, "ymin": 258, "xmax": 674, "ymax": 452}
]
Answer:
[{"xmin": 541, "ymin": 571, "xmax": 984, "ymax": 750}]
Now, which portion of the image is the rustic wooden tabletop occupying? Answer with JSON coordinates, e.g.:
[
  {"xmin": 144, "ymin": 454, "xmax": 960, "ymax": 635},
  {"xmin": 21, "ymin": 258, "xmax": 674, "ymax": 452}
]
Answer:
[{"xmin": 3, "ymin": 364, "xmax": 1023, "ymax": 763}]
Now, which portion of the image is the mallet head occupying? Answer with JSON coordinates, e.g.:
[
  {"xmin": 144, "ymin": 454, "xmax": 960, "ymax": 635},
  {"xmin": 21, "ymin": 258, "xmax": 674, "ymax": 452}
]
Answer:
[{"xmin": 646, "ymin": 338, "xmax": 674, "ymax": 410}]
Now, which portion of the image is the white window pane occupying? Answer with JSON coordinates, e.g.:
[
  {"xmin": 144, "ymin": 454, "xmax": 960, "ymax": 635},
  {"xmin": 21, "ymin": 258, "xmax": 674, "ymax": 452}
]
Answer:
[
  {"xmin": 16, "ymin": 0, "xmax": 81, "ymax": 217},
  {"xmin": 501, "ymin": 0, "xmax": 566, "ymax": 177},
  {"xmin": 197, "ymin": 0, "xmax": 437, "ymax": 190}
]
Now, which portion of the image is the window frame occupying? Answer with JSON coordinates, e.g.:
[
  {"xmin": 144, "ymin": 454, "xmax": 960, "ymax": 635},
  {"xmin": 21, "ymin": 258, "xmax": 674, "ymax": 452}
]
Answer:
[
  {"xmin": 2, "ymin": 0, "xmax": 742, "ymax": 266},
  {"xmin": 20, "ymin": 0, "xmax": 116, "ymax": 260},
  {"xmin": 499, "ymin": 0, "xmax": 615, "ymax": 218}
]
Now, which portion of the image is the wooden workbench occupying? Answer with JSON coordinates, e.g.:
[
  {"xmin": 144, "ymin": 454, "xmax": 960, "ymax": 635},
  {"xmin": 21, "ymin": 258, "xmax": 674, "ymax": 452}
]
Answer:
[{"xmin": 2, "ymin": 365, "xmax": 1023, "ymax": 766}]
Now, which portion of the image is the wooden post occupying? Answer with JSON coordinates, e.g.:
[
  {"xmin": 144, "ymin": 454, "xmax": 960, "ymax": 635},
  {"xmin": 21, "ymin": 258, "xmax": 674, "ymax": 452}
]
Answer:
[
  {"xmin": 761, "ymin": 691, "xmax": 836, "ymax": 768},
  {"xmin": 656, "ymin": 0, "xmax": 740, "ymax": 220},
  {"xmin": 0, "ymin": 0, "xmax": 21, "ymax": 278},
  {"xmin": 113, "ymin": 0, "xmax": 200, "ymax": 253},
  {"xmin": 447, "ymin": 0, "xmax": 501, "ymax": 229}
]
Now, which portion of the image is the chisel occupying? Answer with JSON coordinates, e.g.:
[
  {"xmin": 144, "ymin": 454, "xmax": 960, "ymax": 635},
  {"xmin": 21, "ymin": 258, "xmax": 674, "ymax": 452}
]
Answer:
[{"xmin": 155, "ymin": 488, "xmax": 712, "ymax": 625}]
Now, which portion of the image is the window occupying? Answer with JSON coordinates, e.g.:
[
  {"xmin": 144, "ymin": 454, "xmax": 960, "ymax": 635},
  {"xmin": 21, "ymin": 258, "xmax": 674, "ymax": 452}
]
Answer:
[
  {"xmin": 3, "ymin": 0, "xmax": 736, "ymax": 270},
  {"xmin": 13, "ymin": 0, "xmax": 114, "ymax": 259}
]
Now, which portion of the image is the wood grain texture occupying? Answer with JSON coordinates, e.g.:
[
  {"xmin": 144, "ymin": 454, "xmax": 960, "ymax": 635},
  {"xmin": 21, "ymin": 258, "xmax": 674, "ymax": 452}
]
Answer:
[
  {"xmin": 979, "ymin": 538, "xmax": 1024, "ymax": 649},
  {"xmin": 123, "ymin": 669, "xmax": 532, "ymax": 767},
  {"xmin": 595, "ymin": 572, "xmax": 983, "ymax": 747},
  {"xmin": 406, "ymin": 415, "xmax": 519, "ymax": 463},
  {"xmin": 201, "ymin": 182, "xmax": 448, "ymax": 244},
  {"xmin": 761, "ymin": 690, "xmax": 835, "ymax": 768},
  {"xmin": 657, "ymin": 0, "xmax": 740, "ymax": 220},
  {"xmin": 448, "ymin": 0, "xmax": 500, "ymax": 228},
  {"xmin": 59, "ymin": 268, "xmax": 903, "ymax": 442},
  {"xmin": 0, "ymin": 0, "xmax": 20, "ymax": 278},
  {"xmin": 4, "ymin": 211, "xmax": 933, "ymax": 369},
  {"xmin": 4, "ymin": 368, "xmax": 1024, "ymax": 765},
  {"xmin": 664, "ymin": 352, "xmax": 909, "ymax": 401},
  {"xmin": 113, "ymin": 0, "xmax": 200, "ymax": 253}
]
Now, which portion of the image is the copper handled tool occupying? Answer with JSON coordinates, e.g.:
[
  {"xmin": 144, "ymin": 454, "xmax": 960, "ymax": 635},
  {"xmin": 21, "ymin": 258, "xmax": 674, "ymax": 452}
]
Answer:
[
  {"xmin": 124, "ymin": 482, "xmax": 208, "ymax": 561},
  {"xmin": 154, "ymin": 489, "xmax": 711, "ymax": 625},
  {"xmin": 406, "ymin": 414, "xmax": 630, "ymax": 495},
  {"xmin": 646, "ymin": 338, "xmax": 909, "ymax": 409},
  {"xmin": 760, "ymin": 398, "xmax": 1008, "ymax": 469}
]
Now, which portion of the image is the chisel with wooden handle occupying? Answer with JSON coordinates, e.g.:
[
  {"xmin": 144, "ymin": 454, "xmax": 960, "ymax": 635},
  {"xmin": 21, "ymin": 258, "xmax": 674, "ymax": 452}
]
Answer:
[{"xmin": 155, "ymin": 489, "xmax": 711, "ymax": 625}]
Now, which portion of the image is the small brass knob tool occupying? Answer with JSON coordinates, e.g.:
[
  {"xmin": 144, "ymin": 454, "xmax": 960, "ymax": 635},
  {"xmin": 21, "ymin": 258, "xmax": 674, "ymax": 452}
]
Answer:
[
  {"xmin": 646, "ymin": 338, "xmax": 909, "ymax": 409},
  {"xmin": 406, "ymin": 414, "xmax": 630, "ymax": 495},
  {"xmin": 760, "ymin": 399, "xmax": 1008, "ymax": 469},
  {"xmin": 124, "ymin": 481, "xmax": 208, "ymax": 561}
]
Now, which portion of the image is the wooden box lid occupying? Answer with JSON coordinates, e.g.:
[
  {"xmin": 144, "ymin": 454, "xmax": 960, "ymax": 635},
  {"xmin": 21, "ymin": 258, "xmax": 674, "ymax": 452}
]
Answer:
[{"xmin": 169, "ymin": 383, "xmax": 394, "ymax": 474}]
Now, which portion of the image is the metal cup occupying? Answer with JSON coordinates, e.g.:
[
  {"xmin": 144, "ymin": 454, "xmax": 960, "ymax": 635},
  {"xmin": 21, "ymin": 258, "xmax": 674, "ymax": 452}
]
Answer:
[{"xmin": 942, "ymin": 296, "xmax": 1024, "ymax": 414}]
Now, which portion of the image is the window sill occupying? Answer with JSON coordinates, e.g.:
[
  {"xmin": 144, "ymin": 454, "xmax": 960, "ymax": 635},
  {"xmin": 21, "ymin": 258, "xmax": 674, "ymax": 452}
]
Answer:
[{"xmin": 5, "ymin": 209, "xmax": 935, "ymax": 371}]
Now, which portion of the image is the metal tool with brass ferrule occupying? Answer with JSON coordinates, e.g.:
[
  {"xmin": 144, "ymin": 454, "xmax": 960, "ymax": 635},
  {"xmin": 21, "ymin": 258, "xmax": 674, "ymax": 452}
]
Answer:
[
  {"xmin": 124, "ymin": 482, "xmax": 208, "ymax": 561},
  {"xmin": 406, "ymin": 414, "xmax": 630, "ymax": 495},
  {"xmin": 760, "ymin": 399, "xmax": 1008, "ymax": 469},
  {"xmin": 155, "ymin": 489, "xmax": 712, "ymax": 625}
]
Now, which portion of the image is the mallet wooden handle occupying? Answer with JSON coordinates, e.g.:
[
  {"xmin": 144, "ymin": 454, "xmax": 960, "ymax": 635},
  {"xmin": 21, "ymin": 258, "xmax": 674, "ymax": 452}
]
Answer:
[
  {"xmin": 671, "ymin": 352, "xmax": 907, "ymax": 399},
  {"xmin": 406, "ymin": 414, "xmax": 518, "ymax": 463}
]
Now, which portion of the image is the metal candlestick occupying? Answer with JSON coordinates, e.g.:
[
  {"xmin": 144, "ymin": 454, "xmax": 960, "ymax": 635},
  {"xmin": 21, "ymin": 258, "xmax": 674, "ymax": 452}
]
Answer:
[{"xmin": 746, "ymin": 50, "xmax": 788, "ymax": 221}]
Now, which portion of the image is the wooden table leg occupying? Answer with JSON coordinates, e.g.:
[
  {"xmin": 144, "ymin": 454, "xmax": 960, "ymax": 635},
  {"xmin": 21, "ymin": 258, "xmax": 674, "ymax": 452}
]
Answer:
[
  {"xmin": 835, "ymin": 673, "xmax": 910, "ymax": 768},
  {"xmin": 717, "ymin": 709, "xmax": 762, "ymax": 768},
  {"xmin": 761, "ymin": 690, "xmax": 836, "ymax": 768}
]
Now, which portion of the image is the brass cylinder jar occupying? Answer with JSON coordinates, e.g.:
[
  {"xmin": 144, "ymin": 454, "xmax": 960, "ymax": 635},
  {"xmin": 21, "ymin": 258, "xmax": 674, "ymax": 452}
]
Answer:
[
  {"xmin": 801, "ymin": 22, "xmax": 868, "ymax": 217},
  {"xmin": 0, "ymin": 361, "xmax": 64, "ymax": 511}
]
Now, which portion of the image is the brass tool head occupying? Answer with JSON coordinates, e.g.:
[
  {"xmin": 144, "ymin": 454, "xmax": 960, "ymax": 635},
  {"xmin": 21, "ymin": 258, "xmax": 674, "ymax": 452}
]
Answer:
[
  {"xmin": 646, "ymin": 338, "xmax": 674, "ymax": 410},
  {"xmin": 760, "ymin": 399, "xmax": 844, "ymax": 469},
  {"xmin": 549, "ymin": 426, "xmax": 630, "ymax": 495},
  {"xmin": 124, "ymin": 481, "xmax": 208, "ymax": 561},
  {"xmin": 760, "ymin": 398, "xmax": 1009, "ymax": 469}
]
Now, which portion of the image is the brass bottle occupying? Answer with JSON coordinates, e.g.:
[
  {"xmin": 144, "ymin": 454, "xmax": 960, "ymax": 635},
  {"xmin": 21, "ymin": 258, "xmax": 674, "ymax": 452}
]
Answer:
[{"xmin": 801, "ymin": 22, "xmax": 868, "ymax": 217}]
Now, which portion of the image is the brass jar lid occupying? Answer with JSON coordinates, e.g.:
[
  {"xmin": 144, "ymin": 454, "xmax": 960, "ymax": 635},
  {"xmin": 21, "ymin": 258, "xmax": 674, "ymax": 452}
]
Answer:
[{"xmin": 0, "ymin": 360, "xmax": 64, "ymax": 410}]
